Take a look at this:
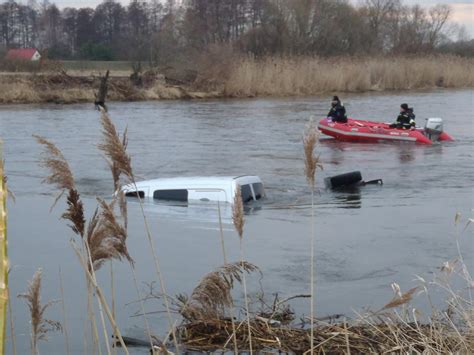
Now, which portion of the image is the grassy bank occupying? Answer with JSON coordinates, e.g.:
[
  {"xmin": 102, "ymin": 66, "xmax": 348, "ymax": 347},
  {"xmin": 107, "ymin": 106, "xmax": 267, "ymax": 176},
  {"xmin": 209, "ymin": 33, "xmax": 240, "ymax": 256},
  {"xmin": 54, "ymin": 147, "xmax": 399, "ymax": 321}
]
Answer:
[
  {"xmin": 0, "ymin": 73, "xmax": 219, "ymax": 104},
  {"xmin": 0, "ymin": 55, "xmax": 472, "ymax": 104}
]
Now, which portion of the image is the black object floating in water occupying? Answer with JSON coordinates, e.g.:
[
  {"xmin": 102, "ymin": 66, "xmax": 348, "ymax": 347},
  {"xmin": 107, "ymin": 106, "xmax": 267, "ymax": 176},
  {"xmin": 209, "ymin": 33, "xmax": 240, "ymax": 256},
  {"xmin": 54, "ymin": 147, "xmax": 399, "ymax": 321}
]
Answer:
[{"xmin": 324, "ymin": 171, "xmax": 382, "ymax": 189}]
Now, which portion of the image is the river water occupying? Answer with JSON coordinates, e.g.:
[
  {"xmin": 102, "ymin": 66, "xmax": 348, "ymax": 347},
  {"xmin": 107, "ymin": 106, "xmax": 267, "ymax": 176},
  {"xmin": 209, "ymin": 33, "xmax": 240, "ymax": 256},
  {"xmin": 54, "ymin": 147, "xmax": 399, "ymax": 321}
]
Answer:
[{"xmin": 1, "ymin": 89, "xmax": 473, "ymax": 354}]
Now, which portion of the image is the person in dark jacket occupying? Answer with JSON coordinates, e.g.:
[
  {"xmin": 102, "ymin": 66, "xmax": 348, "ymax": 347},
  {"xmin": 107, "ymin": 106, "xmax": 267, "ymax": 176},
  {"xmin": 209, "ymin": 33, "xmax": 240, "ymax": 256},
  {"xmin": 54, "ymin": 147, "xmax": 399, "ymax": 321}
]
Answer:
[
  {"xmin": 390, "ymin": 103, "xmax": 416, "ymax": 129},
  {"xmin": 327, "ymin": 96, "xmax": 348, "ymax": 123}
]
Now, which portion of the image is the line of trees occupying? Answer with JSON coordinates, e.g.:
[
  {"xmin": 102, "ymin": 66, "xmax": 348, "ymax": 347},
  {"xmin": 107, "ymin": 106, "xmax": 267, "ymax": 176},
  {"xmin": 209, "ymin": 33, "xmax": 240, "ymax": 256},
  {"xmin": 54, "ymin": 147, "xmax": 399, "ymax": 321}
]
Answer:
[{"xmin": 0, "ymin": 0, "xmax": 472, "ymax": 62}]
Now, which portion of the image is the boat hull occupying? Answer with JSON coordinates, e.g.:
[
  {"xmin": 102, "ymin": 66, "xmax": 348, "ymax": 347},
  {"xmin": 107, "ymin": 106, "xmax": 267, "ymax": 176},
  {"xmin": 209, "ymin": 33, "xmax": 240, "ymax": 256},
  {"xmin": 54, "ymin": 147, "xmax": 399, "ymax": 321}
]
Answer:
[{"xmin": 318, "ymin": 118, "xmax": 453, "ymax": 144}]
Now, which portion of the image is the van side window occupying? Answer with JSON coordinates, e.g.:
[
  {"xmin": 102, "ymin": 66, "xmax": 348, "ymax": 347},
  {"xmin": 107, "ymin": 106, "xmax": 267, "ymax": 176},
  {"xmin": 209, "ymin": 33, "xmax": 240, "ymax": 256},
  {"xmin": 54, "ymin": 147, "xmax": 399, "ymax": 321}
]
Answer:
[
  {"xmin": 153, "ymin": 189, "xmax": 188, "ymax": 202},
  {"xmin": 125, "ymin": 191, "xmax": 144, "ymax": 198},
  {"xmin": 252, "ymin": 183, "xmax": 264, "ymax": 200},
  {"xmin": 240, "ymin": 184, "xmax": 253, "ymax": 203}
]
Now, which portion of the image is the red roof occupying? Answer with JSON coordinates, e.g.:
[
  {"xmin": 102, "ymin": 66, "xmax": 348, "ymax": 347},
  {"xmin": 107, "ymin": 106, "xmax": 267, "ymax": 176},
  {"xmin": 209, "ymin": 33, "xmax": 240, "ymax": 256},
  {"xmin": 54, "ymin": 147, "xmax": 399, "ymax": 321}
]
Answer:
[{"xmin": 5, "ymin": 48, "xmax": 39, "ymax": 60}]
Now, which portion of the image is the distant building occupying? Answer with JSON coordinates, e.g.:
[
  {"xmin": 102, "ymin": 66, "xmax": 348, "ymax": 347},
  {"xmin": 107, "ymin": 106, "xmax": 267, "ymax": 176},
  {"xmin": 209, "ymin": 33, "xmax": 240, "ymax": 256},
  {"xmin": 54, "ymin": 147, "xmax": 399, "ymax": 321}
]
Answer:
[{"xmin": 5, "ymin": 48, "xmax": 41, "ymax": 61}]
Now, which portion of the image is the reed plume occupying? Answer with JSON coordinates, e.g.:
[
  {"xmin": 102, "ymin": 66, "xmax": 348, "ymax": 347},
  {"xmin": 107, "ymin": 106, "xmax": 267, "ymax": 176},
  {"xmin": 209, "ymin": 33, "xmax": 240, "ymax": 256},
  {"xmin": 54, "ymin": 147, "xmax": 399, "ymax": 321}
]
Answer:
[
  {"xmin": 18, "ymin": 269, "xmax": 61, "ymax": 355},
  {"xmin": 62, "ymin": 189, "xmax": 85, "ymax": 238},
  {"xmin": 34, "ymin": 135, "xmax": 76, "ymax": 207},
  {"xmin": 34, "ymin": 135, "xmax": 86, "ymax": 241},
  {"xmin": 98, "ymin": 111, "xmax": 133, "ymax": 183},
  {"xmin": 303, "ymin": 118, "xmax": 322, "ymax": 190},
  {"xmin": 232, "ymin": 188, "xmax": 244, "ymax": 239},
  {"xmin": 232, "ymin": 188, "xmax": 253, "ymax": 353},
  {"xmin": 181, "ymin": 261, "xmax": 258, "ymax": 321},
  {"xmin": 86, "ymin": 199, "xmax": 133, "ymax": 271},
  {"xmin": 303, "ymin": 117, "xmax": 323, "ymax": 355}
]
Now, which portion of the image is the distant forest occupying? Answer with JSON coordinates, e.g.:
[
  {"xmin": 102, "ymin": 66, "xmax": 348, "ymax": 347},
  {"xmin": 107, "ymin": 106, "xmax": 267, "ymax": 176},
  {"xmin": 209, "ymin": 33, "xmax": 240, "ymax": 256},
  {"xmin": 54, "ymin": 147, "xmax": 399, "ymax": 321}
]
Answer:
[{"xmin": 1, "ymin": 0, "xmax": 473, "ymax": 63}]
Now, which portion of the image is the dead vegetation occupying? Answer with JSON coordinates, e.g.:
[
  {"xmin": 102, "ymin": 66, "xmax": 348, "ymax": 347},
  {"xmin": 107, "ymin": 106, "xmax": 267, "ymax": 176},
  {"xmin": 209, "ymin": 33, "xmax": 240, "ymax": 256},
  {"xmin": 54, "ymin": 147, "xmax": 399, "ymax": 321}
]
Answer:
[
  {"xmin": 178, "ymin": 318, "xmax": 470, "ymax": 353},
  {"xmin": 223, "ymin": 55, "xmax": 474, "ymax": 97}
]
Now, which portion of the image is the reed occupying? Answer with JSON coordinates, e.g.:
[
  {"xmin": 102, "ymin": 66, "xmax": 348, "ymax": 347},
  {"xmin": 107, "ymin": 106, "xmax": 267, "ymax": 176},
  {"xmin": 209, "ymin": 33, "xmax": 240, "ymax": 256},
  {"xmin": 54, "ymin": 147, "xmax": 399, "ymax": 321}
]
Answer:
[
  {"xmin": 223, "ymin": 55, "xmax": 474, "ymax": 97},
  {"xmin": 105, "ymin": 140, "xmax": 156, "ymax": 352},
  {"xmin": 17, "ymin": 269, "xmax": 61, "ymax": 355},
  {"xmin": 35, "ymin": 135, "xmax": 130, "ymax": 354},
  {"xmin": 97, "ymin": 110, "xmax": 180, "ymax": 353},
  {"xmin": 231, "ymin": 188, "xmax": 253, "ymax": 353},
  {"xmin": 58, "ymin": 268, "xmax": 71, "ymax": 355},
  {"xmin": 217, "ymin": 201, "xmax": 238, "ymax": 354},
  {"xmin": 303, "ymin": 117, "xmax": 323, "ymax": 354},
  {"xmin": 0, "ymin": 143, "xmax": 7, "ymax": 355}
]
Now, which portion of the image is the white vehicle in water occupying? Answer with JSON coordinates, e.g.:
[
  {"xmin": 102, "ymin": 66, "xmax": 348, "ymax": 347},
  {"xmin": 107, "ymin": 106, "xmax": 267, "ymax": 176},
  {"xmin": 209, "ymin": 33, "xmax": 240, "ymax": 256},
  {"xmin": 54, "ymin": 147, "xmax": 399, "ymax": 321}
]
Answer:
[{"xmin": 121, "ymin": 175, "xmax": 264, "ymax": 204}]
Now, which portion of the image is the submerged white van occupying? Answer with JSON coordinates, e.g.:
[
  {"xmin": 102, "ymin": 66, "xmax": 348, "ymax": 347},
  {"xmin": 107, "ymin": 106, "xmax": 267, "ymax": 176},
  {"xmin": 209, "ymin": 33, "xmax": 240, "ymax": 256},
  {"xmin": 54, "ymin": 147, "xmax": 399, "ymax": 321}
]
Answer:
[{"xmin": 121, "ymin": 175, "xmax": 264, "ymax": 204}]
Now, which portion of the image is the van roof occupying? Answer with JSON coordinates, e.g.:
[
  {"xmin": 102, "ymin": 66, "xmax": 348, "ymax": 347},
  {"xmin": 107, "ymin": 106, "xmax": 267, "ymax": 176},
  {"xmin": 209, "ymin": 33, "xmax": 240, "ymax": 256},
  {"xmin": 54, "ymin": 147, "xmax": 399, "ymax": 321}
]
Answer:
[{"xmin": 132, "ymin": 175, "xmax": 260, "ymax": 187}]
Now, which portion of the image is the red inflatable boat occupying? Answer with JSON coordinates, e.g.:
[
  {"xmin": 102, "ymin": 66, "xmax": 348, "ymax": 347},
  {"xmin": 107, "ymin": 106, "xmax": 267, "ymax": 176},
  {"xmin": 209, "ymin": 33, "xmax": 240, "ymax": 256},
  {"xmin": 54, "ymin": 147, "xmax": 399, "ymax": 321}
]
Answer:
[{"xmin": 318, "ymin": 117, "xmax": 453, "ymax": 144}]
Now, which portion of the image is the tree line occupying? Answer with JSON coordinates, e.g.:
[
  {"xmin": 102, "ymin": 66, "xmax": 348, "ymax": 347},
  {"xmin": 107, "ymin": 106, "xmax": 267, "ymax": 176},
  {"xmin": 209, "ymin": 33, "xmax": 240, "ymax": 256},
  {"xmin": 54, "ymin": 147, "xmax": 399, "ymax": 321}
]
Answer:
[{"xmin": 0, "ymin": 0, "xmax": 472, "ymax": 63}]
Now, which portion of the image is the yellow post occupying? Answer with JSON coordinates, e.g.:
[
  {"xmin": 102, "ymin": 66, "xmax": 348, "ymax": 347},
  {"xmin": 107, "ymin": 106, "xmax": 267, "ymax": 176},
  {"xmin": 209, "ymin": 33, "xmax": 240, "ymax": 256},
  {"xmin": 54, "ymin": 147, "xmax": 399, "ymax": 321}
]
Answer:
[{"xmin": 0, "ymin": 141, "xmax": 7, "ymax": 355}]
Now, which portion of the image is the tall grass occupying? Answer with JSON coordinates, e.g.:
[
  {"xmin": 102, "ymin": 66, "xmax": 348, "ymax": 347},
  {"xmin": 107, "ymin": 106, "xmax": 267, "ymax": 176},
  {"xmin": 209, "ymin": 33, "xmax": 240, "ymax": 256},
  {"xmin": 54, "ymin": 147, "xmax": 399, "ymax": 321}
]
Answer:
[{"xmin": 223, "ymin": 55, "xmax": 474, "ymax": 97}]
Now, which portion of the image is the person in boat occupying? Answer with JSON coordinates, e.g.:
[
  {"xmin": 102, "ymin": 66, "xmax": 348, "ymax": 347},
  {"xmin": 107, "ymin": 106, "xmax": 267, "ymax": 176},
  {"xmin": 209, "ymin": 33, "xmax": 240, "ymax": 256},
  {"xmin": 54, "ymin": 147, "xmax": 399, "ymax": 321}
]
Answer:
[
  {"xmin": 327, "ymin": 96, "xmax": 348, "ymax": 123},
  {"xmin": 390, "ymin": 103, "xmax": 416, "ymax": 129}
]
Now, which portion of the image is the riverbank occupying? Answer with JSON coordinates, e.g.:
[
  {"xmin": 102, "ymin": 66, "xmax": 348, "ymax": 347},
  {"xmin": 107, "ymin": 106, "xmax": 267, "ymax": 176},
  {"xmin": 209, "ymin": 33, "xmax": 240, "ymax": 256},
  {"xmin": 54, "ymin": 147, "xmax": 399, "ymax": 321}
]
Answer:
[{"xmin": 0, "ymin": 55, "xmax": 472, "ymax": 104}]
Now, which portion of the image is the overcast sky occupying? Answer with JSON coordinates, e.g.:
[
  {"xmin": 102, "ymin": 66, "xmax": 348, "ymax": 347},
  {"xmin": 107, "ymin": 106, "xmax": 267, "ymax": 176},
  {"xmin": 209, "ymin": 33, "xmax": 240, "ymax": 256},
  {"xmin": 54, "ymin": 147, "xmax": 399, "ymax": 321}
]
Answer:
[{"xmin": 8, "ymin": 0, "xmax": 474, "ymax": 37}]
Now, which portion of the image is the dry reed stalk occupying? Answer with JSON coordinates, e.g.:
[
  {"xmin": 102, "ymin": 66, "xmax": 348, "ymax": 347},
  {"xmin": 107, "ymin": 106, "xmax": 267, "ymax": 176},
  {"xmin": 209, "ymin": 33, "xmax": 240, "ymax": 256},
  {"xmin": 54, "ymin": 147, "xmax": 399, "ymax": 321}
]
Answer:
[
  {"xmin": 232, "ymin": 188, "xmax": 253, "ymax": 354},
  {"xmin": 303, "ymin": 118, "xmax": 322, "ymax": 355},
  {"xmin": 7, "ymin": 286, "xmax": 17, "ymax": 355},
  {"xmin": 86, "ymin": 272, "xmax": 101, "ymax": 355},
  {"xmin": 59, "ymin": 267, "xmax": 71, "ymax": 355},
  {"xmin": 109, "ymin": 262, "xmax": 117, "ymax": 355},
  {"xmin": 454, "ymin": 212, "xmax": 473, "ymax": 303},
  {"xmin": 97, "ymin": 110, "xmax": 179, "ymax": 352},
  {"xmin": 83, "ymin": 240, "xmax": 111, "ymax": 355},
  {"xmin": 18, "ymin": 269, "xmax": 61, "ymax": 355},
  {"xmin": 217, "ymin": 201, "xmax": 238, "ymax": 354},
  {"xmin": 71, "ymin": 242, "xmax": 129, "ymax": 355},
  {"xmin": 129, "ymin": 266, "xmax": 156, "ymax": 350},
  {"xmin": 0, "ymin": 146, "xmax": 8, "ymax": 355}
]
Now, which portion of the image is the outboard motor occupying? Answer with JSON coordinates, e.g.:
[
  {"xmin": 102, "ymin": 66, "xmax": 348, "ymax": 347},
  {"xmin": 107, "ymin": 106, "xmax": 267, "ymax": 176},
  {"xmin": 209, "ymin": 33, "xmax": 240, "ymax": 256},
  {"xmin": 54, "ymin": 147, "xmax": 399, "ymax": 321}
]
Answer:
[
  {"xmin": 325, "ymin": 171, "xmax": 383, "ymax": 189},
  {"xmin": 424, "ymin": 118, "xmax": 444, "ymax": 142}
]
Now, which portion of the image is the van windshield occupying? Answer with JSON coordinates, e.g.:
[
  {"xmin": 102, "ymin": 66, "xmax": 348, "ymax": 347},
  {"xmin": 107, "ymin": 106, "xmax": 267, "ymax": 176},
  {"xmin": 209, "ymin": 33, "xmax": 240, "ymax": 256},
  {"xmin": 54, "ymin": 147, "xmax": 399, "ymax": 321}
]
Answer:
[{"xmin": 240, "ymin": 184, "xmax": 253, "ymax": 203}]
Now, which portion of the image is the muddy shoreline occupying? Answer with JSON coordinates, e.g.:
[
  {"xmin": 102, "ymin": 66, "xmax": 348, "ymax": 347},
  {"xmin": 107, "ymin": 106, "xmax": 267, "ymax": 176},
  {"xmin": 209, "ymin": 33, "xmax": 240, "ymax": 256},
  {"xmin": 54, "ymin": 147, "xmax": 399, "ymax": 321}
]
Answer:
[{"xmin": 0, "ymin": 72, "xmax": 224, "ymax": 105}]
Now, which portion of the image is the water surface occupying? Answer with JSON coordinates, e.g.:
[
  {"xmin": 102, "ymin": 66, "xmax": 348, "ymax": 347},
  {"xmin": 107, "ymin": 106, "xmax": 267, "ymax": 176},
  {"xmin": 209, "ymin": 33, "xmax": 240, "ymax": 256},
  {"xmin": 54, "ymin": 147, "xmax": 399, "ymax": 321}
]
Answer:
[{"xmin": 1, "ymin": 89, "xmax": 473, "ymax": 354}]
